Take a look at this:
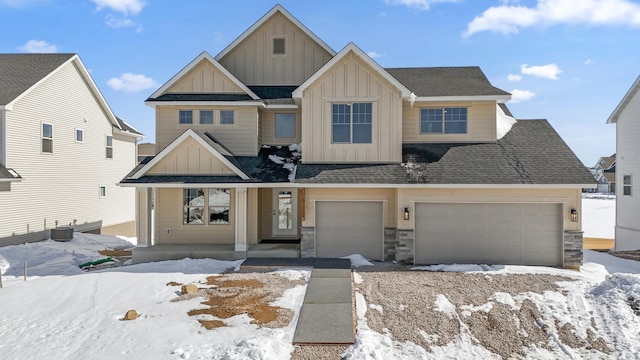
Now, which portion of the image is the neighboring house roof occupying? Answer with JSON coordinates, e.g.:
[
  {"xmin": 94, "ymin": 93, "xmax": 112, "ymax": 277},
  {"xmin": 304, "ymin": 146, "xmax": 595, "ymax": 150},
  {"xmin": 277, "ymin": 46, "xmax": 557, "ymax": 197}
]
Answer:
[
  {"xmin": 385, "ymin": 67, "xmax": 511, "ymax": 101},
  {"xmin": 604, "ymin": 172, "xmax": 616, "ymax": 183},
  {"xmin": 296, "ymin": 120, "xmax": 595, "ymax": 185},
  {"xmin": 248, "ymin": 86, "xmax": 297, "ymax": 106},
  {"xmin": 0, "ymin": 165, "xmax": 22, "ymax": 182},
  {"xmin": 0, "ymin": 53, "xmax": 74, "ymax": 106},
  {"xmin": 115, "ymin": 116, "xmax": 143, "ymax": 136},
  {"xmin": 607, "ymin": 74, "xmax": 640, "ymax": 123},
  {"xmin": 598, "ymin": 154, "xmax": 616, "ymax": 170},
  {"xmin": 215, "ymin": 4, "xmax": 336, "ymax": 61}
]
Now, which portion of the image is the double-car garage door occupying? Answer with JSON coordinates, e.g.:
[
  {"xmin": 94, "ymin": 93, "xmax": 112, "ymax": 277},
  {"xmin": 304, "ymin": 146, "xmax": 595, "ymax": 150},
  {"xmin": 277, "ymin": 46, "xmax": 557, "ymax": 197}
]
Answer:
[{"xmin": 415, "ymin": 203, "xmax": 563, "ymax": 266}]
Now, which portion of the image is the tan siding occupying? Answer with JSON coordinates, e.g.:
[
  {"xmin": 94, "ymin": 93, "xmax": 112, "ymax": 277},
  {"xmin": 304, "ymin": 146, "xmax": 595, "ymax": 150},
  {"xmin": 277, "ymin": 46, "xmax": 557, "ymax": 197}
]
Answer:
[
  {"xmin": 302, "ymin": 188, "xmax": 396, "ymax": 228},
  {"xmin": 154, "ymin": 188, "xmax": 236, "ymax": 244},
  {"xmin": 259, "ymin": 188, "xmax": 273, "ymax": 239},
  {"xmin": 301, "ymin": 53, "xmax": 403, "ymax": 163},
  {"xmin": 167, "ymin": 61, "xmax": 244, "ymax": 94},
  {"xmin": 260, "ymin": 110, "xmax": 302, "ymax": 145},
  {"xmin": 247, "ymin": 188, "xmax": 259, "ymax": 244},
  {"xmin": 219, "ymin": 12, "xmax": 332, "ymax": 85},
  {"xmin": 155, "ymin": 106, "xmax": 259, "ymax": 156},
  {"xmin": 1, "ymin": 61, "xmax": 137, "ymax": 240},
  {"xmin": 147, "ymin": 137, "xmax": 235, "ymax": 175},
  {"xmin": 402, "ymin": 101, "xmax": 497, "ymax": 143}
]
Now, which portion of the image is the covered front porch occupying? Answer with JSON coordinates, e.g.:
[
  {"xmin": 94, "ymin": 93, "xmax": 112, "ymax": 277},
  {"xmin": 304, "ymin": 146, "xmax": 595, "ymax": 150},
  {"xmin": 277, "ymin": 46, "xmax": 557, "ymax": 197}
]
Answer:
[{"xmin": 131, "ymin": 242, "xmax": 301, "ymax": 264}]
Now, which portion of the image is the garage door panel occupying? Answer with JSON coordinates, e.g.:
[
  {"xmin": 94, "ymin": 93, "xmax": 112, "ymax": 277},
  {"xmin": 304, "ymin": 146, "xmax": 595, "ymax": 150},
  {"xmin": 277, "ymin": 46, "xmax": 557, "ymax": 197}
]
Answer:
[
  {"xmin": 416, "ymin": 203, "xmax": 562, "ymax": 266},
  {"xmin": 315, "ymin": 201, "xmax": 383, "ymax": 260}
]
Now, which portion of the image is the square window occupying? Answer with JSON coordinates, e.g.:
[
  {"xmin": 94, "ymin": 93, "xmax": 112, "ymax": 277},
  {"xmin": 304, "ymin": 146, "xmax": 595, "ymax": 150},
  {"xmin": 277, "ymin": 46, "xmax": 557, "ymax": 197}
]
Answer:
[
  {"xmin": 42, "ymin": 123, "xmax": 53, "ymax": 153},
  {"xmin": 199, "ymin": 110, "xmax": 214, "ymax": 125},
  {"xmin": 273, "ymin": 38, "xmax": 285, "ymax": 55},
  {"xmin": 209, "ymin": 188, "xmax": 230, "ymax": 224},
  {"xmin": 75, "ymin": 129, "xmax": 84, "ymax": 143},
  {"xmin": 220, "ymin": 110, "xmax": 234, "ymax": 125},
  {"xmin": 331, "ymin": 103, "xmax": 372, "ymax": 143},
  {"xmin": 179, "ymin": 110, "xmax": 193, "ymax": 124},
  {"xmin": 106, "ymin": 135, "xmax": 113, "ymax": 159},
  {"xmin": 624, "ymin": 175, "xmax": 632, "ymax": 196},
  {"xmin": 99, "ymin": 186, "xmax": 106, "ymax": 198},
  {"xmin": 183, "ymin": 188, "xmax": 205, "ymax": 224},
  {"xmin": 275, "ymin": 114, "xmax": 295, "ymax": 138}
]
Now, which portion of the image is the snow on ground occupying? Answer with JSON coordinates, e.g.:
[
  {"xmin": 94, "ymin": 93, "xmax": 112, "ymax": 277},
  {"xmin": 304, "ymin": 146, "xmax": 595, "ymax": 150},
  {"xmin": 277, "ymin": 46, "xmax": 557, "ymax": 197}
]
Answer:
[
  {"xmin": 582, "ymin": 194, "xmax": 616, "ymax": 239},
  {"xmin": 341, "ymin": 254, "xmax": 374, "ymax": 267}
]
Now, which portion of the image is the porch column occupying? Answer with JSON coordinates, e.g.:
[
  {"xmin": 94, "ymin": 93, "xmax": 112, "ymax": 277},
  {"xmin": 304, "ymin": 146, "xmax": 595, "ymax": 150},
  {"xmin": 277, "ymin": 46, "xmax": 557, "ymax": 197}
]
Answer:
[
  {"xmin": 235, "ymin": 187, "xmax": 248, "ymax": 251},
  {"xmin": 135, "ymin": 187, "xmax": 152, "ymax": 247}
]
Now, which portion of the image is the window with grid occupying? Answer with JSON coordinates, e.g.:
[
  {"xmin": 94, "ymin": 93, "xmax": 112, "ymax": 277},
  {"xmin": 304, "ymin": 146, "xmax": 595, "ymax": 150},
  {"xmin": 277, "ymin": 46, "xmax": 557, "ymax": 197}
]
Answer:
[
  {"xmin": 220, "ymin": 110, "xmax": 234, "ymax": 125},
  {"xmin": 42, "ymin": 123, "xmax": 53, "ymax": 153},
  {"xmin": 106, "ymin": 135, "xmax": 113, "ymax": 159},
  {"xmin": 624, "ymin": 175, "xmax": 632, "ymax": 196},
  {"xmin": 183, "ymin": 188, "xmax": 205, "ymax": 224},
  {"xmin": 199, "ymin": 110, "xmax": 213, "ymax": 125},
  {"xmin": 179, "ymin": 110, "xmax": 193, "ymax": 124},
  {"xmin": 420, "ymin": 107, "xmax": 467, "ymax": 134},
  {"xmin": 332, "ymin": 102, "xmax": 372, "ymax": 144}
]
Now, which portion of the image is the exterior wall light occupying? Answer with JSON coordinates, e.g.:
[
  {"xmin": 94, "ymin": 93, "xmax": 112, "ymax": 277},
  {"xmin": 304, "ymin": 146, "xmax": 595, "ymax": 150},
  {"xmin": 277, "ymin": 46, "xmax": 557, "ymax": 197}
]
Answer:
[
  {"xmin": 570, "ymin": 208, "xmax": 579, "ymax": 222},
  {"xmin": 403, "ymin": 207, "xmax": 410, "ymax": 221}
]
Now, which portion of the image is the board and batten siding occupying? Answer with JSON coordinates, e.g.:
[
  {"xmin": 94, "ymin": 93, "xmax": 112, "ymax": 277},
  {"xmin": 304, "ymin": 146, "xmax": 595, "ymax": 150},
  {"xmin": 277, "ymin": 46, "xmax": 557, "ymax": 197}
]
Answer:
[
  {"xmin": 166, "ymin": 60, "xmax": 245, "ymax": 94},
  {"xmin": 155, "ymin": 106, "xmax": 259, "ymax": 156},
  {"xmin": 1, "ymin": 61, "xmax": 136, "ymax": 243},
  {"xmin": 615, "ymin": 88, "xmax": 640, "ymax": 250},
  {"xmin": 300, "ymin": 53, "xmax": 403, "ymax": 163},
  {"xmin": 218, "ymin": 12, "xmax": 332, "ymax": 85},
  {"xmin": 402, "ymin": 101, "xmax": 497, "ymax": 143},
  {"xmin": 260, "ymin": 109, "xmax": 302, "ymax": 145},
  {"xmin": 147, "ymin": 137, "xmax": 236, "ymax": 175}
]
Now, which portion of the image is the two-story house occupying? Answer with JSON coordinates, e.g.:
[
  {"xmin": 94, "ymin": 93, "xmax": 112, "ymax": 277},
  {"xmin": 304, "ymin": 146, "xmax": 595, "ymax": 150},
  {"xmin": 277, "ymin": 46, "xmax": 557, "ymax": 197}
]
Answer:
[
  {"xmin": 589, "ymin": 154, "xmax": 616, "ymax": 193},
  {"xmin": 0, "ymin": 53, "xmax": 142, "ymax": 246},
  {"xmin": 120, "ymin": 5, "xmax": 595, "ymax": 267},
  {"xmin": 607, "ymin": 75, "xmax": 640, "ymax": 251}
]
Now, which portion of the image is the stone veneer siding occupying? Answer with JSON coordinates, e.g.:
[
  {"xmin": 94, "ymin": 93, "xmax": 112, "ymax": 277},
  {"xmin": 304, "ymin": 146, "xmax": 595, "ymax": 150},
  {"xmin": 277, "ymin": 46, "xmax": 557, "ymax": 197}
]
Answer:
[
  {"xmin": 395, "ymin": 229, "xmax": 414, "ymax": 265},
  {"xmin": 301, "ymin": 226, "xmax": 315, "ymax": 258},
  {"xmin": 563, "ymin": 230, "xmax": 584, "ymax": 269},
  {"xmin": 384, "ymin": 228, "xmax": 396, "ymax": 261}
]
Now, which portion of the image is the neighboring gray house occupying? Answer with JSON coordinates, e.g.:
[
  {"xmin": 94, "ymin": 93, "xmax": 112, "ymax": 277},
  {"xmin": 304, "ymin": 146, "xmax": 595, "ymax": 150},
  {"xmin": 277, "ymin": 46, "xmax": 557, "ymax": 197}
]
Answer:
[
  {"xmin": 608, "ymin": 75, "xmax": 640, "ymax": 251},
  {"xmin": 0, "ymin": 53, "xmax": 142, "ymax": 246},
  {"xmin": 589, "ymin": 154, "xmax": 616, "ymax": 193}
]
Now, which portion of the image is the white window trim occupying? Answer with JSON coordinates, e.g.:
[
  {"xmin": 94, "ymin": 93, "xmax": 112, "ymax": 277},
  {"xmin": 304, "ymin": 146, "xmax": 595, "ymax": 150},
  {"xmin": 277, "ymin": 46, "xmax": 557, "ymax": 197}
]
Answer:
[
  {"xmin": 623, "ymin": 174, "xmax": 632, "ymax": 196},
  {"xmin": 99, "ymin": 185, "xmax": 107, "ymax": 198},
  {"xmin": 106, "ymin": 134, "xmax": 113, "ymax": 159},
  {"xmin": 75, "ymin": 128, "xmax": 84, "ymax": 143},
  {"xmin": 331, "ymin": 102, "xmax": 373, "ymax": 144},
  {"xmin": 41, "ymin": 122, "xmax": 53, "ymax": 154},
  {"xmin": 419, "ymin": 107, "xmax": 468, "ymax": 135}
]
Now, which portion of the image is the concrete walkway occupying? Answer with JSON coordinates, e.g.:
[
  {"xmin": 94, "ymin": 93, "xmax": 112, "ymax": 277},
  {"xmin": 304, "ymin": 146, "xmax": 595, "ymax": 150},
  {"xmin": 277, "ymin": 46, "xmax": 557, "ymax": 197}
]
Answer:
[{"xmin": 293, "ymin": 265, "xmax": 354, "ymax": 345}]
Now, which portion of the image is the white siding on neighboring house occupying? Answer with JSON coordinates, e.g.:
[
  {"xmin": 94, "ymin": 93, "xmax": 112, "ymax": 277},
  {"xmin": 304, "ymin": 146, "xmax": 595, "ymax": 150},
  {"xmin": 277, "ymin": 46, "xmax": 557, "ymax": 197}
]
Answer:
[
  {"xmin": 0, "ymin": 110, "xmax": 6, "ymax": 165},
  {"xmin": 0, "ymin": 60, "xmax": 137, "ymax": 244}
]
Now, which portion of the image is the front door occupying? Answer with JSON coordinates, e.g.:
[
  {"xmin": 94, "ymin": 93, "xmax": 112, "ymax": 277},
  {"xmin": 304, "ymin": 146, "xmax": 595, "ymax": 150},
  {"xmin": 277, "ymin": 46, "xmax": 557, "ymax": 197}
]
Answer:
[{"xmin": 272, "ymin": 188, "xmax": 298, "ymax": 237}]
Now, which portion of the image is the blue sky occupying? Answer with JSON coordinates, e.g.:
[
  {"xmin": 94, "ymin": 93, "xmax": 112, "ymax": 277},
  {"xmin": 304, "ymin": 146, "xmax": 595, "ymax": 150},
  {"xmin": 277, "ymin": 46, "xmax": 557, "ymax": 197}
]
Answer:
[{"xmin": 1, "ymin": 0, "xmax": 638, "ymax": 167}]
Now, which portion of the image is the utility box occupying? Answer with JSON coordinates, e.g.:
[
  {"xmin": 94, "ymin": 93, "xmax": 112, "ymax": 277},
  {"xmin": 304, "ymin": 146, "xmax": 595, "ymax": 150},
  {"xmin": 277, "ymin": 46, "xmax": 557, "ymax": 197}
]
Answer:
[{"xmin": 50, "ymin": 227, "xmax": 74, "ymax": 241}]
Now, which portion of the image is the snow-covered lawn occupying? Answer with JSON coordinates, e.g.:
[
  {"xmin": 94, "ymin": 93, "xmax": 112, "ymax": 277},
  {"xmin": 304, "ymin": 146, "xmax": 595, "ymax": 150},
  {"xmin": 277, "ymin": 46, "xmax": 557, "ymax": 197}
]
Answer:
[{"xmin": 582, "ymin": 193, "xmax": 616, "ymax": 239}]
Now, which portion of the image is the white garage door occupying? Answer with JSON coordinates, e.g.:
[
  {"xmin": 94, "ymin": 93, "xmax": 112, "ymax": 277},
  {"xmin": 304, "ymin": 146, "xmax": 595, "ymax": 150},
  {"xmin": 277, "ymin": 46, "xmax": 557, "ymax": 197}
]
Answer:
[
  {"xmin": 415, "ymin": 203, "xmax": 562, "ymax": 266},
  {"xmin": 316, "ymin": 201, "xmax": 384, "ymax": 260}
]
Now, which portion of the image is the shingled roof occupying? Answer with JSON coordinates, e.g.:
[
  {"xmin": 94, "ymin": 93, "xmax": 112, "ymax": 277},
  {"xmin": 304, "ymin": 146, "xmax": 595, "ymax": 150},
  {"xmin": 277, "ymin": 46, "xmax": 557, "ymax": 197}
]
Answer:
[
  {"xmin": 385, "ymin": 67, "xmax": 510, "ymax": 98},
  {"xmin": 296, "ymin": 120, "xmax": 595, "ymax": 185},
  {"xmin": 0, "ymin": 165, "xmax": 21, "ymax": 181},
  {"xmin": 0, "ymin": 53, "xmax": 75, "ymax": 105}
]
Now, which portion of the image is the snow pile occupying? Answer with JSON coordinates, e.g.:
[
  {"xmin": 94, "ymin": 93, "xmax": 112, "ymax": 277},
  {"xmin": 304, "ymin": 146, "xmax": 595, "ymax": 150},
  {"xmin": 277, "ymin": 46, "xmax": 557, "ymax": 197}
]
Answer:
[
  {"xmin": 266, "ymin": 143, "xmax": 301, "ymax": 182},
  {"xmin": 341, "ymin": 254, "xmax": 374, "ymax": 267},
  {"xmin": 496, "ymin": 104, "xmax": 517, "ymax": 139}
]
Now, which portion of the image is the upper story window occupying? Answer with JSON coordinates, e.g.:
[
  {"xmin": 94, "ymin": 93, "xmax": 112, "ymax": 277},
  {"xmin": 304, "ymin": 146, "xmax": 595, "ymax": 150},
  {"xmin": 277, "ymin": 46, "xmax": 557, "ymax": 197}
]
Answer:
[
  {"xmin": 199, "ymin": 110, "xmax": 214, "ymax": 125},
  {"xmin": 275, "ymin": 113, "xmax": 295, "ymax": 138},
  {"xmin": 106, "ymin": 135, "xmax": 113, "ymax": 159},
  {"xmin": 220, "ymin": 110, "xmax": 234, "ymax": 125},
  {"xmin": 420, "ymin": 107, "xmax": 468, "ymax": 134},
  {"xmin": 273, "ymin": 38, "xmax": 285, "ymax": 55},
  {"xmin": 624, "ymin": 175, "xmax": 632, "ymax": 196},
  {"xmin": 179, "ymin": 110, "xmax": 193, "ymax": 124},
  {"xmin": 42, "ymin": 123, "xmax": 53, "ymax": 153},
  {"xmin": 75, "ymin": 129, "xmax": 84, "ymax": 143},
  {"xmin": 332, "ymin": 102, "xmax": 372, "ymax": 144}
]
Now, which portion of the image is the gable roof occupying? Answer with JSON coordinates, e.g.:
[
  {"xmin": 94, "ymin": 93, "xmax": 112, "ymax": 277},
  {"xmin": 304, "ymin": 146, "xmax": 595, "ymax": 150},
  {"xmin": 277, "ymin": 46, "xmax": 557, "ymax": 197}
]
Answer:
[
  {"xmin": 385, "ymin": 67, "xmax": 511, "ymax": 101},
  {"xmin": 608, "ymin": 74, "xmax": 640, "ymax": 123},
  {"xmin": 0, "ymin": 164, "xmax": 22, "ymax": 182},
  {"xmin": 215, "ymin": 4, "xmax": 336, "ymax": 61},
  {"xmin": 598, "ymin": 154, "xmax": 616, "ymax": 170},
  {"xmin": 147, "ymin": 51, "xmax": 259, "ymax": 101},
  {"xmin": 296, "ymin": 120, "xmax": 595, "ymax": 186},
  {"xmin": 115, "ymin": 116, "xmax": 143, "ymax": 136},
  {"xmin": 292, "ymin": 43, "xmax": 412, "ymax": 99},
  {"xmin": 129, "ymin": 129, "xmax": 250, "ymax": 180}
]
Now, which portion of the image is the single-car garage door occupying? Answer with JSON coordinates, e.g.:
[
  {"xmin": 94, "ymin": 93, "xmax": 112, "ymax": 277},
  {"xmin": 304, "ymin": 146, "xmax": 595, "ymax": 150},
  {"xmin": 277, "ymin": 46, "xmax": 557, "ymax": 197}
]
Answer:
[
  {"xmin": 415, "ymin": 203, "xmax": 562, "ymax": 266},
  {"xmin": 316, "ymin": 201, "xmax": 384, "ymax": 260}
]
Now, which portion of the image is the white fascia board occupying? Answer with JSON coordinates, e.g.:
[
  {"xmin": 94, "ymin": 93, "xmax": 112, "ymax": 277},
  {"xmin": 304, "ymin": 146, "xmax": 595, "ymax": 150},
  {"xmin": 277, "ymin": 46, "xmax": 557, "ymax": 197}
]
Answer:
[
  {"xmin": 292, "ymin": 43, "xmax": 412, "ymax": 99},
  {"xmin": 120, "ymin": 182, "xmax": 595, "ymax": 189},
  {"xmin": 0, "ymin": 105, "xmax": 11, "ymax": 111},
  {"xmin": 607, "ymin": 74, "xmax": 640, "ymax": 124},
  {"xmin": 215, "ymin": 4, "xmax": 336, "ymax": 61},
  {"xmin": 145, "ymin": 101, "xmax": 265, "ymax": 107},
  {"xmin": 130, "ymin": 129, "xmax": 250, "ymax": 180},
  {"xmin": 264, "ymin": 104, "xmax": 299, "ymax": 109},
  {"xmin": 113, "ymin": 127, "xmax": 143, "ymax": 139},
  {"xmin": 412, "ymin": 95, "xmax": 512, "ymax": 103},
  {"xmin": 149, "ymin": 52, "xmax": 259, "ymax": 100}
]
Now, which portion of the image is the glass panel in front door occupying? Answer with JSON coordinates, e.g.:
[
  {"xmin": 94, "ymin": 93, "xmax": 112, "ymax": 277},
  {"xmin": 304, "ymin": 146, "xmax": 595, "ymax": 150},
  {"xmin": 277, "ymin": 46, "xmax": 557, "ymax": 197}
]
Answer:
[{"xmin": 278, "ymin": 191, "xmax": 293, "ymax": 230}]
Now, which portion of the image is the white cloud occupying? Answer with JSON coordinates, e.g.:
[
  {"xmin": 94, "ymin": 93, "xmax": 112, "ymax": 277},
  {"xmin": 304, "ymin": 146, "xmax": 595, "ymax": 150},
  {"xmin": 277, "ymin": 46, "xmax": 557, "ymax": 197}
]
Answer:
[
  {"xmin": 107, "ymin": 73, "xmax": 157, "ymax": 93},
  {"xmin": 19, "ymin": 40, "xmax": 58, "ymax": 53},
  {"xmin": 91, "ymin": 0, "xmax": 144, "ymax": 15},
  {"xmin": 367, "ymin": 51, "xmax": 383, "ymax": 58},
  {"xmin": 106, "ymin": 15, "xmax": 143, "ymax": 31},
  {"xmin": 465, "ymin": 0, "xmax": 640, "ymax": 36},
  {"xmin": 584, "ymin": 58, "xmax": 595, "ymax": 65},
  {"xmin": 509, "ymin": 89, "xmax": 536, "ymax": 103},
  {"xmin": 384, "ymin": 0, "xmax": 458, "ymax": 10},
  {"xmin": 521, "ymin": 63, "xmax": 562, "ymax": 80},
  {"xmin": 507, "ymin": 74, "xmax": 522, "ymax": 81}
]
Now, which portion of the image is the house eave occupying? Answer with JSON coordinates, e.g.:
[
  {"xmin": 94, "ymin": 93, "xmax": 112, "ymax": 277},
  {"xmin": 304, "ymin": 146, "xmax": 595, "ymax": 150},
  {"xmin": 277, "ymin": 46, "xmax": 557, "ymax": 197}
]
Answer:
[
  {"xmin": 264, "ymin": 104, "xmax": 299, "ymax": 109},
  {"xmin": 411, "ymin": 95, "xmax": 512, "ymax": 103},
  {"xmin": 145, "ymin": 100, "xmax": 265, "ymax": 107},
  {"xmin": 119, "ymin": 182, "xmax": 596, "ymax": 189}
]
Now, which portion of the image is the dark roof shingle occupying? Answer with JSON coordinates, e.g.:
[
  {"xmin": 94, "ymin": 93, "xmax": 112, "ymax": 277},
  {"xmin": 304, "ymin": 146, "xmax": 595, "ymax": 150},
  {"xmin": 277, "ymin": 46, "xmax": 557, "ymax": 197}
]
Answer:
[{"xmin": 147, "ymin": 93, "xmax": 254, "ymax": 102}]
